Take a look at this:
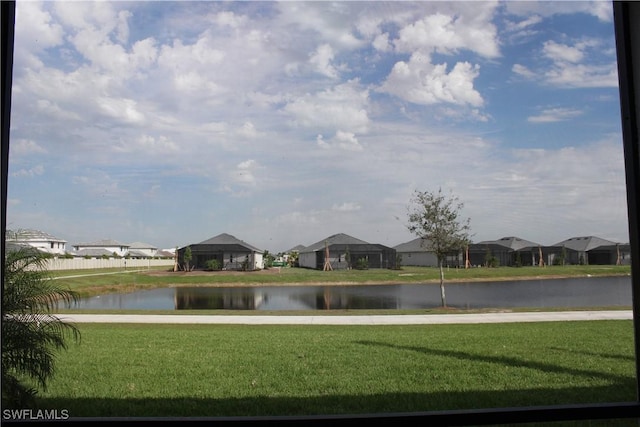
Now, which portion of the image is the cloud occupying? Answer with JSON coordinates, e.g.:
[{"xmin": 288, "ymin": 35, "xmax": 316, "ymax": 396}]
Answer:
[
  {"xmin": 36, "ymin": 99, "xmax": 82, "ymax": 121},
  {"xmin": 236, "ymin": 122, "xmax": 260, "ymax": 139},
  {"xmin": 512, "ymin": 64, "xmax": 536, "ymax": 79},
  {"xmin": 231, "ymin": 159, "xmax": 259, "ymax": 187},
  {"xmin": 309, "ymin": 44, "xmax": 340, "ymax": 79},
  {"xmin": 372, "ymin": 33, "xmax": 391, "ymax": 52},
  {"xmin": 12, "ymin": 165, "xmax": 45, "ymax": 178},
  {"xmin": 113, "ymin": 134, "xmax": 178, "ymax": 154},
  {"xmin": 504, "ymin": 1, "xmax": 613, "ymax": 23},
  {"xmin": 379, "ymin": 52, "xmax": 483, "ymax": 107},
  {"xmin": 214, "ymin": 10, "xmax": 248, "ymax": 29},
  {"xmin": 528, "ymin": 107, "xmax": 584, "ymax": 123},
  {"xmin": 276, "ymin": 2, "xmax": 365, "ymax": 50},
  {"xmin": 97, "ymin": 97, "xmax": 145, "ymax": 124},
  {"xmin": 72, "ymin": 171, "xmax": 126, "ymax": 198},
  {"xmin": 511, "ymin": 38, "xmax": 618, "ymax": 88},
  {"xmin": 544, "ymin": 63, "xmax": 618, "ymax": 88},
  {"xmin": 393, "ymin": 8, "xmax": 500, "ymax": 58},
  {"xmin": 505, "ymin": 14, "xmax": 543, "ymax": 34},
  {"xmin": 15, "ymin": 1, "xmax": 63, "ymax": 53},
  {"xmin": 10, "ymin": 139, "xmax": 48, "ymax": 156},
  {"xmin": 283, "ymin": 80, "xmax": 370, "ymax": 133},
  {"xmin": 317, "ymin": 131, "xmax": 363, "ymax": 151},
  {"xmin": 332, "ymin": 202, "xmax": 361, "ymax": 212},
  {"xmin": 543, "ymin": 40, "xmax": 584, "ymax": 63}
]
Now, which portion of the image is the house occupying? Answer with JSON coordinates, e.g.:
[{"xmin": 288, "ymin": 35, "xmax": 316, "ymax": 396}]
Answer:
[
  {"xmin": 177, "ymin": 233, "xmax": 264, "ymax": 271},
  {"xmin": 283, "ymin": 244, "xmax": 306, "ymax": 266},
  {"xmin": 550, "ymin": 236, "xmax": 626, "ymax": 265},
  {"xmin": 287, "ymin": 244, "xmax": 306, "ymax": 253},
  {"xmin": 393, "ymin": 237, "xmax": 439, "ymax": 267},
  {"xmin": 594, "ymin": 243, "xmax": 632, "ymax": 265},
  {"xmin": 72, "ymin": 239, "xmax": 130, "ymax": 258},
  {"xmin": 156, "ymin": 249, "xmax": 177, "ymax": 259},
  {"xmin": 127, "ymin": 241, "xmax": 158, "ymax": 258},
  {"xmin": 5, "ymin": 229, "xmax": 67, "ymax": 255},
  {"xmin": 297, "ymin": 233, "xmax": 396, "ymax": 270},
  {"xmin": 468, "ymin": 236, "xmax": 542, "ymax": 267}
]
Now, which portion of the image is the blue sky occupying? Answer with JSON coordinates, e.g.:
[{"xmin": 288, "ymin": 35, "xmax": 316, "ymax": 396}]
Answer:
[{"xmin": 7, "ymin": 0, "xmax": 628, "ymax": 253}]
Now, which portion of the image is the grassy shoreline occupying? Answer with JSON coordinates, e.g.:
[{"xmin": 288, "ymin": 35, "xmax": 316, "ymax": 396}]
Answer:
[
  {"xmin": 49, "ymin": 265, "xmax": 633, "ymax": 315},
  {"xmin": 53, "ymin": 265, "xmax": 632, "ymax": 298}
]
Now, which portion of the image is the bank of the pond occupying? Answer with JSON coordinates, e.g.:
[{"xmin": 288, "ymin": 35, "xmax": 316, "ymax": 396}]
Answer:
[
  {"xmin": 62, "ymin": 276, "xmax": 631, "ymax": 313},
  {"xmin": 55, "ymin": 310, "xmax": 634, "ymax": 324},
  {"xmin": 57, "ymin": 265, "xmax": 632, "ymax": 299}
]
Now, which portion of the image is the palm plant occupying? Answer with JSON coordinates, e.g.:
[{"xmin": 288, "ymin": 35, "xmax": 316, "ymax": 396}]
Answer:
[{"xmin": 2, "ymin": 245, "xmax": 80, "ymax": 408}]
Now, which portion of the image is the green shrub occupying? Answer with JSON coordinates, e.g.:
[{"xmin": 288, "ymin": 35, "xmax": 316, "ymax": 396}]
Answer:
[
  {"xmin": 355, "ymin": 257, "xmax": 368, "ymax": 270},
  {"xmin": 205, "ymin": 259, "xmax": 221, "ymax": 271}
]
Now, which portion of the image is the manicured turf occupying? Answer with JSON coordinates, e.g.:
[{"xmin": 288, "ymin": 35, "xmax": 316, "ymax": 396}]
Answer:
[{"xmin": 36, "ymin": 320, "xmax": 635, "ymax": 418}]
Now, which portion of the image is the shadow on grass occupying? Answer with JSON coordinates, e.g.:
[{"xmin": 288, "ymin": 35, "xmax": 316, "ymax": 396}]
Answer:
[
  {"xmin": 16, "ymin": 341, "xmax": 639, "ymax": 425},
  {"xmin": 29, "ymin": 386, "xmax": 637, "ymax": 421},
  {"xmin": 355, "ymin": 340, "xmax": 633, "ymax": 384},
  {"xmin": 547, "ymin": 347, "xmax": 636, "ymax": 363}
]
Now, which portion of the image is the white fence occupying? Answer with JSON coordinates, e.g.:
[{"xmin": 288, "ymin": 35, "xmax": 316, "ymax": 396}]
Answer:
[{"xmin": 45, "ymin": 258, "xmax": 175, "ymax": 271}]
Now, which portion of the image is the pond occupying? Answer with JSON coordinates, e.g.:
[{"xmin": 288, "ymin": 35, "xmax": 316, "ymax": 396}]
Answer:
[{"xmin": 71, "ymin": 276, "xmax": 632, "ymax": 311}]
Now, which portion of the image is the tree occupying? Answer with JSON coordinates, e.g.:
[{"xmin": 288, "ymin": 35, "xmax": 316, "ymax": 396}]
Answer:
[
  {"xmin": 263, "ymin": 250, "xmax": 274, "ymax": 268},
  {"xmin": 345, "ymin": 246, "xmax": 351, "ymax": 270},
  {"xmin": 183, "ymin": 246, "xmax": 192, "ymax": 271},
  {"xmin": 2, "ymin": 246, "xmax": 80, "ymax": 408},
  {"xmin": 407, "ymin": 188, "xmax": 472, "ymax": 307}
]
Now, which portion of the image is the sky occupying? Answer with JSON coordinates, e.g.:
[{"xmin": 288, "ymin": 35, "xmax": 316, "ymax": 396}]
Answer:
[{"xmin": 6, "ymin": 0, "xmax": 629, "ymax": 253}]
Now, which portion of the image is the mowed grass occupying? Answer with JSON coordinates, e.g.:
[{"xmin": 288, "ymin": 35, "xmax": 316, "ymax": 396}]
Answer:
[
  {"xmin": 37, "ymin": 320, "xmax": 636, "ymax": 418},
  {"xmin": 52, "ymin": 265, "xmax": 631, "ymax": 298}
]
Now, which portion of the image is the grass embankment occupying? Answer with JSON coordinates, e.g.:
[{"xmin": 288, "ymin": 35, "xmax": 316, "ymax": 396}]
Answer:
[
  {"xmin": 38, "ymin": 320, "xmax": 635, "ymax": 418},
  {"xmin": 52, "ymin": 265, "xmax": 631, "ymax": 299}
]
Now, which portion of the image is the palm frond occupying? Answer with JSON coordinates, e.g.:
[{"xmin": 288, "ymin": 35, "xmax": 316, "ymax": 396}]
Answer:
[{"xmin": 2, "ymin": 246, "xmax": 81, "ymax": 408}]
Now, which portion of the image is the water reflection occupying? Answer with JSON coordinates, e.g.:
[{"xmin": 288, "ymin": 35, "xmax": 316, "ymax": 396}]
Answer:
[
  {"xmin": 73, "ymin": 276, "xmax": 632, "ymax": 311},
  {"xmin": 172, "ymin": 286, "xmax": 401, "ymax": 310}
]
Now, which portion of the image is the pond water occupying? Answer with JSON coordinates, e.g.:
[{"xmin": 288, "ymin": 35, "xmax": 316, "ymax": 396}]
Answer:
[{"xmin": 71, "ymin": 276, "xmax": 632, "ymax": 311}]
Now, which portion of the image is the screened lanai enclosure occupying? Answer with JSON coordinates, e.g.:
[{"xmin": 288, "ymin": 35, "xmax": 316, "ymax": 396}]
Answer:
[
  {"xmin": 176, "ymin": 233, "xmax": 264, "ymax": 271},
  {"xmin": 297, "ymin": 233, "xmax": 397, "ymax": 270}
]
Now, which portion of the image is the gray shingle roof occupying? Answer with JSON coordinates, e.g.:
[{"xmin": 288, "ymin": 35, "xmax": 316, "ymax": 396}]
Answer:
[
  {"xmin": 128, "ymin": 241, "xmax": 157, "ymax": 250},
  {"xmin": 301, "ymin": 233, "xmax": 371, "ymax": 252},
  {"xmin": 393, "ymin": 237, "xmax": 434, "ymax": 252},
  {"xmin": 196, "ymin": 233, "xmax": 262, "ymax": 252},
  {"xmin": 74, "ymin": 239, "xmax": 129, "ymax": 247},
  {"xmin": 474, "ymin": 236, "xmax": 540, "ymax": 251},
  {"xmin": 126, "ymin": 249, "xmax": 152, "ymax": 258},
  {"xmin": 72, "ymin": 248, "xmax": 115, "ymax": 257},
  {"xmin": 552, "ymin": 236, "xmax": 618, "ymax": 251},
  {"xmin": 6, "ymin": 228, "xmax": 66, "ymax": 243}
]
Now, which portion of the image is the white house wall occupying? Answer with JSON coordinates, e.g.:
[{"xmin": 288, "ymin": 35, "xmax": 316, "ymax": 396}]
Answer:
[
  {"xmin": 26, "ymin": 240, "xmax": 67, "ymax": 255},
  {"xmin": 254, "ymin": 253, "xmax": 264, "ymax": 269}
]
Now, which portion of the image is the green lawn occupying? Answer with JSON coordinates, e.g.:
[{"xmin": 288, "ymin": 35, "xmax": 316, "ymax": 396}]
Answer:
[
  {"xmin": 52, "ymin": 265, "xmax": 631, "ymax": 299},
  {"xmin": 37, "ymin": 320, "xmax": 636, "ymax": 418}
]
